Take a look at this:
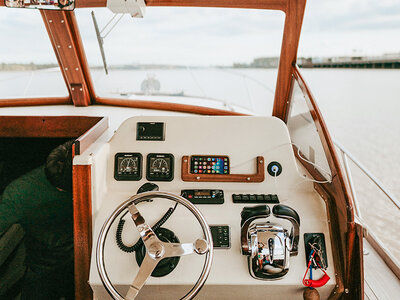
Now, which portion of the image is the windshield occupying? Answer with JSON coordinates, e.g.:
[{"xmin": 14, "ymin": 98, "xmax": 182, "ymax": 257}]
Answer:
[
  {"xmin": 76, "ymin": 7, "xmax": 284, "ymax": 114},
  {"xmin": 0, "ymin": 8, "xmax": 68, "ymax": 99}
]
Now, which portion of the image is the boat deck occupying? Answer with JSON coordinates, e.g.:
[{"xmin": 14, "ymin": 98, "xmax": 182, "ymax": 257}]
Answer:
[{"xmin": 364, "ymin": 239, "xmax": 400, "ymax": 300}]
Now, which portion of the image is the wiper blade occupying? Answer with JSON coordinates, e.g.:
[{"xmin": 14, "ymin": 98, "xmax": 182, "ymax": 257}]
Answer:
[{"xmin": 91, "ymin": 11, "xmax": 108, "ymax": 75}]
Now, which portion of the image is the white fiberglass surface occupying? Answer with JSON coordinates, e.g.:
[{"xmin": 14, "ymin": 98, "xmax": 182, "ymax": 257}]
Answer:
[
  {"xmin": 0, "ymin": 8, "xmax": 68, "ymax": 99},
  {"xmin": 76, "ymin": 7, "xmax": 285, "ymax": 115}
]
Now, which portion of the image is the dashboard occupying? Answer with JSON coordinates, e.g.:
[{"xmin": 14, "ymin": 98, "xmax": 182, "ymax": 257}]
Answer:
[{"xmin": 88, "ymin": 116, "xmax": 335, "ymax": 299}]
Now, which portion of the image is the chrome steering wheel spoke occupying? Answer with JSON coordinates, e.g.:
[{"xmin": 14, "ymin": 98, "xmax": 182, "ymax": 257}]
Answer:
[
  {"xmin": 128, "ymin": 203, "xmax": 161, "ymax": 249},
  {"xmin": 125, "ymin": 254, "xmax": 159, "ymax": 300},
  {"xmin": 163, "ymin": 239, "xmax": 210, "ymax": 258}
]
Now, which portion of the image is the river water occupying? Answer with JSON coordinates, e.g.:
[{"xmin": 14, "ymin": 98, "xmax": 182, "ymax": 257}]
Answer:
[{"xmin": 1, "ymin": 68, "xmax": 399, "ymax": 260}]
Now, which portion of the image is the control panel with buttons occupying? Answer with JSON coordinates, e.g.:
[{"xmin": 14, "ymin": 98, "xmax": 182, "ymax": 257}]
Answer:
[
  {"xmin": 181, "ymin": 189, "xmax": 224, "ymax": 204},
  {"xmin": 210, "ymin": 225, "xmax": 231, "ymax": 249},
  {"xmin": 232, "ymin": 194, "xmax": 280, "ymax": 204}
]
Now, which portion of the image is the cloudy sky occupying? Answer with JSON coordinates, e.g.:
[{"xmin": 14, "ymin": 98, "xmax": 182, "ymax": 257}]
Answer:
[{"xmin": 0, "ymin": 0, "xmax": 399, "ymax": 65}]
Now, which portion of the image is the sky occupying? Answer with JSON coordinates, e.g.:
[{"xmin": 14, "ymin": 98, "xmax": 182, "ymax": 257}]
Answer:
[{"xmin": 0, "ymin": 0, "xmax": 399, "ymax": 65}]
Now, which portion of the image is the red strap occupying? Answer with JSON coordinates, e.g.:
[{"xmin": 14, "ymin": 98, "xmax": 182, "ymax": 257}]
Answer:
[
  {"xmin": 302, "ymin": 251, "xmax": 330, "ymax": 288},
  {"xmin": 303, "ymin": 273, "xmax": 330, "ymax": 288}
]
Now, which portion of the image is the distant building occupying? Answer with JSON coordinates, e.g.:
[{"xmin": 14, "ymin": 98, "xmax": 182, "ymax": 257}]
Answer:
[{"xmin": 233, "ymin": 57, "xmax": 279, "ymax": 68}]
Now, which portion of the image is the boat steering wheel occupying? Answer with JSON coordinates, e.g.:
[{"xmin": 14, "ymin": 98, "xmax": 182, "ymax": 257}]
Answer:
[{"xmin": 96, "ymin": 191, "xmax": 214, "ymax": 300}]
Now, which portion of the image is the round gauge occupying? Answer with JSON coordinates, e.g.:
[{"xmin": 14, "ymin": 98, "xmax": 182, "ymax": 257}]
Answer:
[
  {"xmin": 151, "ymin": 158, "xmax": 169, "ymax": 173},
  {"xmin": 147, "ymin": 153, "xmax": 174, "ymax": 181},
  {"xmin": 114, "ymin": 153, "xmax": 142, "ymax": 181},
  {"xmin": 120, "ymin": 157, "xmax": 138, "ymax": 173}
]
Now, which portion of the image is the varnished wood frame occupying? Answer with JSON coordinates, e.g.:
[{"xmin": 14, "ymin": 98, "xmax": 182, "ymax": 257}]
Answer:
[
  {"xmin": 181, "ymin": 156, "xmax": 265, "ymax": 182},
  {"xmin": 0, "ymin": 116, "xmax": 104, "ymax": 138},
  {"xmin": 72, "ymin": 164, "xmax": 93, "ymax": 300},
  {"xmin": 288, "ymin": 65, "xmax": 363, "ymax": 299},
  {"xmin": 1, "ymin": 0, "xmax": 306, "ymax": 119},
  {"xmin": 96, "ymin": 97, "xmax": 246, "ymax": 116},
  {"xmin": 74, "ymin": 116, "xmax": 109, "ymax": 155},
  {"xmin": 1, "ymin": 1, "xmax": 309, "ymax": 298},
  {"xmin": 0, "ymin": 97, "xmax": 70, "ymax": 108},
  {"xmin": 40, "ymin": 10, "xmax": 95, "ymax": 106}
]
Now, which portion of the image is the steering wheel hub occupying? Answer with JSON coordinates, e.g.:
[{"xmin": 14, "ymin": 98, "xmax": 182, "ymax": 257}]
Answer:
[{"xmin": 148, "ymin": 241, "xmax": 165, "ymax": 259}]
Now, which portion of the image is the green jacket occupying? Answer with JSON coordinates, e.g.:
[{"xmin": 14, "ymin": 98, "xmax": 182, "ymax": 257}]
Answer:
[{"xmin": 0, "ymin": 166, "xmax": 73, "ymax": 273}]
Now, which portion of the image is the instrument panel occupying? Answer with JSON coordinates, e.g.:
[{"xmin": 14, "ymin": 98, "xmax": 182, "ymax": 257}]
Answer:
[
  {"xmin": 114, "ymin": 153, "xmax": 142, "ymax": 181},
  {"xmin": 90, "ymin": 116, "xmax": 335, "ymax": 300}
]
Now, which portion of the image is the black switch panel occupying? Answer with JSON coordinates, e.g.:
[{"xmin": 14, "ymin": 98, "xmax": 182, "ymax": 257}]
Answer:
[
  {"xmin": 304, "ymin": 233, "xmax": 328, "ymax": 269},
  {"xmin": 137, "ymin": 122, "xmax": 165, "ymax": 141},
  {"xmin": 210, "ymin": 225, "xmax": 230, "ymax": 249},
  {"xmin": 232, "ymin": 194, "xmax": 280, "ymax": 204}
]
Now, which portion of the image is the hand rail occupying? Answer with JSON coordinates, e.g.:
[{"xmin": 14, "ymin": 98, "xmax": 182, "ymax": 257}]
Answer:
[{"xmin": 334, "ymin": 140, "xmax": 400, "ymax": 212}]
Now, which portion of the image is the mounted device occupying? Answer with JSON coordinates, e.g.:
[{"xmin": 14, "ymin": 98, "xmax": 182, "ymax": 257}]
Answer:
[
  {"xmin": 107, "ymin": 0, "xmax": 146, "ymax": 17},
  {"xmin": 240, "ymin": 204, "xmax": 300, "ymax": 280}
]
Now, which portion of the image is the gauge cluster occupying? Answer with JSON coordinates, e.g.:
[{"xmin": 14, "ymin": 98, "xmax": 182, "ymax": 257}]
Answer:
[
  {"xmin": 114, "ymin": 153, "xmax": 174, "ymax": 182},
  {"xmin": 114, "ymin": 153, "xmax": 142, "ymax": 181}
]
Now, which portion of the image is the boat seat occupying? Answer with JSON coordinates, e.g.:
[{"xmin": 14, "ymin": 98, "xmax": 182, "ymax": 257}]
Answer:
[{"xmin": 0, "ymin": 224, "xmax": 26, "ymax": 300}]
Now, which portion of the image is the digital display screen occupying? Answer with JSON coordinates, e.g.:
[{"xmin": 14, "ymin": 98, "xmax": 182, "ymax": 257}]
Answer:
[
  {"xmin": 194, "ymin": 190, "xmax": 211, "ymax": 196},
  {"xmin": 137, "ymin": 122, "xmax": 165, "ymax": 140},
  {"xmin": 190, "ymin": 156, "xmax": 229, "ymax": 174}
]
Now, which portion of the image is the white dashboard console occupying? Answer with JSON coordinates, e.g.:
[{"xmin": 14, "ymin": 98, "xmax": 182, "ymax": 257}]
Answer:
[{"xmin": 88, "ymin": 116, "xmax": 335, "ymax": 299}]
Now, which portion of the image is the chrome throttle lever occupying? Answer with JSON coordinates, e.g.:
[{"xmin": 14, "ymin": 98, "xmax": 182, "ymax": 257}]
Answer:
[{"xmin": 272, "ymin": 204, "xmax": 300, "ymax": 255}]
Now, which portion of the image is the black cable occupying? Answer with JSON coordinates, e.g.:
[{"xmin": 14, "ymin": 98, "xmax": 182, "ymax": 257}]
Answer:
[{"xmin": 116, "ymin": 202, "xmax": 178, "ymax": 253}]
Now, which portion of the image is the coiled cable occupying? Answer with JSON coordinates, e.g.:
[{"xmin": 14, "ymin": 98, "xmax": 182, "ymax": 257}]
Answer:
[{"xmin": 116, "ymin": 202, "xmax": 178, "ymax": 253}]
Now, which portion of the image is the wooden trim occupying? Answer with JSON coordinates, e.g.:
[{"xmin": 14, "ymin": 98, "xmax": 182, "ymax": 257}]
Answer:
[
  {"xmin": 0, "ymin": 116, "xmax": 103, "ymax": 138},
  {"xmin": 0, "ymin": 97, "xmax": 70, "ymax": 108},
  {"xmin": 314, "ymin": 183, "xmax": 344, "ymax": 299},
  {"xmin": 272, "ymin": 0, "xmax": 306, "ymax": 120},
  {"xmin": 347, "ymin": 222, "xmax": 364, "ymax": 298},
  {"xmin": 1, "ymin": 0, "xmax": 306, "ymax": 121},
  {"xmin": 181, "ymin": 156, "xmax": 265, "ymax": 182},
  {"xmin": 74, "ymin": 117, "xmax": 109, "ymax": 155},
  {"xmin": 41, "ymin": 10, "xmax": 93, "ymax": 106},
  {"xmin": 0, "ymin": 0, "xmax": 289, "ymax": 8},
  {"xmin": 290, "ymin": 66, "xmax": 363, "ymax": 299},
  {"xmin": 292, "ymin": 145, "xmax": 327, "ymax": 182},
  {"xmin": 72, "ymin": 164, "xmax": 93, "ymax": 300},
  {"xmin": 65, "ymin": 12, "xmax": 96, "ymax": 101},
  {"xmin": 95, "ymin": 97, "xmax": 247, "ymax": 116},
  {"xmin": 66, "ymin": 0, "xmax": 288, "ymax": 9}
]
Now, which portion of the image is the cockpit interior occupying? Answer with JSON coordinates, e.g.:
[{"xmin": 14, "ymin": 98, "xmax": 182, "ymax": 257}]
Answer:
[{"xmin": 81, "ymin": 115, "xmax": 335, "ymax": 299}]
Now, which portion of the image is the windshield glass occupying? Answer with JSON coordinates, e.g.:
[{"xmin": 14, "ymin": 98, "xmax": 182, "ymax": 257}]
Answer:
[
  {"xmin": 76, "ymin": 7, "xmax": 284, "ymax": 114},
  {"xmin": 0, "ymin": 8, "xmax": 68, "ymax": 99}
]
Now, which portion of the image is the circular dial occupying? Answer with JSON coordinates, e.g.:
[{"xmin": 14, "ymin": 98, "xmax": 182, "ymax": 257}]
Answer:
[
  {"xmin": 114, "ymin": 153, "xmax": 142, "ymax": 181},
  {"xmin": 151, "ymin": 158, "xmax": 169, "ymax": 174},
  {"xmin": 120, "ymin": 157, "xmax": 138, "ymax": 173},
  {"xmin": 146, "ymin": 153, "xmax": 174, "ymax": 181}
]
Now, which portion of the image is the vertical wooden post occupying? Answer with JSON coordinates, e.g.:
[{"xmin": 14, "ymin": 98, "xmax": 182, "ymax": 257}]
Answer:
[
  {"xmin": 73, "ymin": 164, "xmax": 93, "ymax": 300},
  {"xmin": 272, "ymin": 0, "xmax": 306, "ymax": 121},
  {"xmin": 41, "ymin": 10, "xmax": 95, "ymax": 106}
]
